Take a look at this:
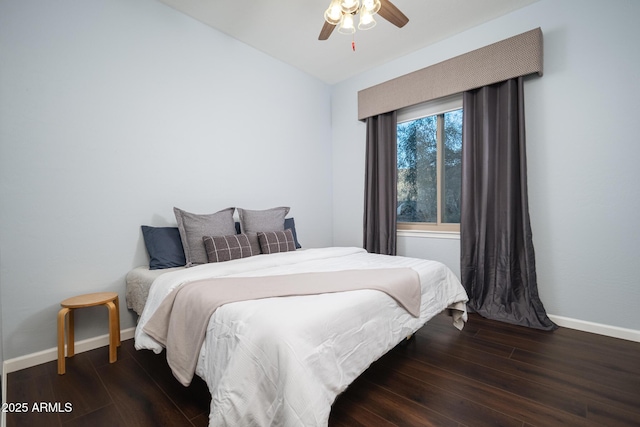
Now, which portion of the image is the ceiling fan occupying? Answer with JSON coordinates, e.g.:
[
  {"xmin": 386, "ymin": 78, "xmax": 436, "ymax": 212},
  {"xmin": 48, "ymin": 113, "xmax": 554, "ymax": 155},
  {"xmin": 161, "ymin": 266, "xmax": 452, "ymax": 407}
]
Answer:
[{"xmin": 318, "ymin": 0, "xmax": 409, "ymax": 41}]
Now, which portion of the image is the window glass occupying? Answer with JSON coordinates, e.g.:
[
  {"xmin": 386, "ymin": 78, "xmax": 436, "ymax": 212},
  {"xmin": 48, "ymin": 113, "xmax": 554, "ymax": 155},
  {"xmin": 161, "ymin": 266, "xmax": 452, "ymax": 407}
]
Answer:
[
  {"xmin": 397, "ymin": 116, "xmax": 436, "ymax": 223},
  {"xmin": 442, "ymin": 109, "xmax": 463, "ymax": 224},
  {"xmin": 397, "ymin": 97, "xmax": 463, "ymax": 231}
]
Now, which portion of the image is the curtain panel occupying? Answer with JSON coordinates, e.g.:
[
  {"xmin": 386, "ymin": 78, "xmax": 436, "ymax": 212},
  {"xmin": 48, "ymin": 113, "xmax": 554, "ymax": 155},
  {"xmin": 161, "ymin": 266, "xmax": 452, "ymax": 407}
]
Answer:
[
  {"xmin": 460, "ymin": 77, "xmax": 556, "ymax": 330},
  {"xmin": 363, "ymin": 111, "xmax": 397, "ymax": 255}
]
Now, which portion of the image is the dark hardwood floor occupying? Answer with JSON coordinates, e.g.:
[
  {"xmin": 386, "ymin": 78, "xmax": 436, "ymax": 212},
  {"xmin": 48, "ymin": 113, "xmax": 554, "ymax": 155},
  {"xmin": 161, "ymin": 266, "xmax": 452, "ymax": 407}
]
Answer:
[{"xmin": 6, "ymin": 313, "xmax": 640, "ymax": 426}]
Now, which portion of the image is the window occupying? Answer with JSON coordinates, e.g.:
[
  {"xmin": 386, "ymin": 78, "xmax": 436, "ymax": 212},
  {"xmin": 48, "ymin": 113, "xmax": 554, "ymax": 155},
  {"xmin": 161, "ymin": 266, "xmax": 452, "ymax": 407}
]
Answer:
[{"xmin": 397, "ymin": 95, "xmax": 463, "ymax": 233}]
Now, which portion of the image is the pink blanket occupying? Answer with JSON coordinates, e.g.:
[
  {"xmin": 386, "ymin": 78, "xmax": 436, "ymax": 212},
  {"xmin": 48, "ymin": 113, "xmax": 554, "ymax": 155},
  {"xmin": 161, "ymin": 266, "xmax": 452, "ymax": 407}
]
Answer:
[{"xmin": 143, "ymin": 268, "xmax": 420, "ymax": 386}]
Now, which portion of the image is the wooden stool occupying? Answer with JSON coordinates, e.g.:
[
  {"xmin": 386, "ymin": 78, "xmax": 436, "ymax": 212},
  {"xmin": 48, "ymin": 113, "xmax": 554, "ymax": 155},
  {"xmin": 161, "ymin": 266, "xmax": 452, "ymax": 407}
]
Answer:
[{"xmin": 57, "ymin": 292, "xmax": 121, "ymax": 375}]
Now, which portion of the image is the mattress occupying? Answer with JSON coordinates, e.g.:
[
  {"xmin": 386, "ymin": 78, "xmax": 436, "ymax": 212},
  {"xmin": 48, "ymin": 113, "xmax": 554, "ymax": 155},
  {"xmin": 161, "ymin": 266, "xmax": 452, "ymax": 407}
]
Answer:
[{"xmin": 125, "ymin": 265, "xmax": 184, "ymax": 315}]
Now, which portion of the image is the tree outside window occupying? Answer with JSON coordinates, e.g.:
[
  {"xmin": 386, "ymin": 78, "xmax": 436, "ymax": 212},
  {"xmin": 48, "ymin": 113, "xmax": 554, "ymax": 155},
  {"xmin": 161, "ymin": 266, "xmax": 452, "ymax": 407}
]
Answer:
[{"xmin": 397, "ymin": 108, "xmax": 462, "ymax": 231}]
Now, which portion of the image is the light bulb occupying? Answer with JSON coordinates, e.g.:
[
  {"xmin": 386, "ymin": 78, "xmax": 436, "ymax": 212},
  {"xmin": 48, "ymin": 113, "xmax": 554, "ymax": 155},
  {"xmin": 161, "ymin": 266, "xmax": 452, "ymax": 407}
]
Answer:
[
  {"xmin": 338, "ymin": 13, "xmax": 356, "ymax": 34},
  {"xmin": 340, "ymin": 0, "xmax": 360, "ymax": 14},
  {"xmin": 324, "ymin": 0, "xmax": 343, "ymax": 25},
  {"xmin": 358, "ymin": 8, "xmax": 376, "ymax": 30},
  {"xmin": 362, "ymin": 0, "xmax": 381, "ymax": 15}
]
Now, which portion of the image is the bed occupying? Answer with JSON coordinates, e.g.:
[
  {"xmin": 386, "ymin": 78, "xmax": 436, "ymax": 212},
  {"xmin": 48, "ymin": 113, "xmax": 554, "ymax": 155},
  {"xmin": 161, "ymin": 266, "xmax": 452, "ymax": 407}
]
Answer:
[{"xmin": 130, "ymin": 207, "xmax": 468, "ymax": 426}]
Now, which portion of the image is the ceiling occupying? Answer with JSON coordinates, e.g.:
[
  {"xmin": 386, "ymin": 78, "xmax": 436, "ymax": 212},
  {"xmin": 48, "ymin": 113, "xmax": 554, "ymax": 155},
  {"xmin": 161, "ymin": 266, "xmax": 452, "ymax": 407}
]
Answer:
[{"xmin": 157, "ymin": 0, "xmax": 539, "ymax": 85}]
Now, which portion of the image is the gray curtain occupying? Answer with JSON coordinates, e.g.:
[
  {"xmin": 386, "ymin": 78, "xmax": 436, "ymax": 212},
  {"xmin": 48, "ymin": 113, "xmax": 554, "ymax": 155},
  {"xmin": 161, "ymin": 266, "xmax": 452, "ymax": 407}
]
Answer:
[
  {"xmin": 460, "ymin": 77, "xmax": 556, "ymax": 330},
  {"xmin": 363, "ymin": 111, "xmax": 397, "ymax": 255}
]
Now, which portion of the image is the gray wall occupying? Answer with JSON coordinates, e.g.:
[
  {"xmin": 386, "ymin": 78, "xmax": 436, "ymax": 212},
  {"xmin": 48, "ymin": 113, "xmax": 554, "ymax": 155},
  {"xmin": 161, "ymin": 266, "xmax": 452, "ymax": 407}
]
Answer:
[
  {"xmin": 0, "ymin": 0, "xmax": 334, "ymax": 360},
  {"xmin": 331, "ymin": 0, "xmax": 640, "ymax": 331}
]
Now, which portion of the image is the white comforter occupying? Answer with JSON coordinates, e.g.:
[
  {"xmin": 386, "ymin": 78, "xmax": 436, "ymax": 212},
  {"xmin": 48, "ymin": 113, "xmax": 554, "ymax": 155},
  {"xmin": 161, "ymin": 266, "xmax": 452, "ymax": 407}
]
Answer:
[{"xmin": 135, "ymin": 247, "xmax": 468, "ymax": 426}]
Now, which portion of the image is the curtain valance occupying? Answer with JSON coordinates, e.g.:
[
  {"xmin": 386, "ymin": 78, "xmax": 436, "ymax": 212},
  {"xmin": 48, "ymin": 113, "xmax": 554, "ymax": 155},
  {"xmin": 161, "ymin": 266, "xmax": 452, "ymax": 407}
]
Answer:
[{"xmin": 357, "ymin": 27, "xmax": 543, "ymax": 121}]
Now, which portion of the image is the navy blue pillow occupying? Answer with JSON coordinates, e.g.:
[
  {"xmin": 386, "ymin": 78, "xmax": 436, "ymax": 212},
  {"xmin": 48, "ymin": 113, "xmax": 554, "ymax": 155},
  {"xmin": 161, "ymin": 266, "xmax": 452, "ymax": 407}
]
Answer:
[
  {"xmin": 235, "ymin": 218, "xmax": 301, "ymax": 249},
  {"xmin": 141, "ymin": 226, "xmax": 186, "ymax": 270},
  {"xmin": 284, "ymin": 217, "xmax": 302, "ymax": 249}
]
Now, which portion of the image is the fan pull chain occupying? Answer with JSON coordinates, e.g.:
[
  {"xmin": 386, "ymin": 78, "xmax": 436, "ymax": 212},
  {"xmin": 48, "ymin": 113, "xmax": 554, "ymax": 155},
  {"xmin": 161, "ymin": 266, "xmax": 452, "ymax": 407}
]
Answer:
[{"xmin": 352, "ymin": 34, "xmax": 356, "ymax": 51}]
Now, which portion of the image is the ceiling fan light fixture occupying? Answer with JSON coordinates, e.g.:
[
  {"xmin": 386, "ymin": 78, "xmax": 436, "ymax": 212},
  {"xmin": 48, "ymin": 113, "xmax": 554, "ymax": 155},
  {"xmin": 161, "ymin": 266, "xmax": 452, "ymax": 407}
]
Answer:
[
  {"xmin": 319, "ymin": 0, "xmax": 409, "ymax": 42},
  {"xmin": 358, "ymin": 8, "xmax": 376, "ymax": 30},
  {"xmin": 324, "ymin": 0, "xmax": 343, "ymax": 25},
  {"xmin": 340, "ymin": 0, "xmax": 360, "ymax": 14},
  {"xmin": 338, "ymin": 13, "xmax": 356, "ymax": 34}
]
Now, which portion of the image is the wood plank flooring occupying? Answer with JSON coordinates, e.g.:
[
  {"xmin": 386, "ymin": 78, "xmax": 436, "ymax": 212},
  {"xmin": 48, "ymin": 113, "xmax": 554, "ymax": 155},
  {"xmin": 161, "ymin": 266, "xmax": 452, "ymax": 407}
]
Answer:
[{"xmin": 6, "ymin": 313, "xmax": 640, "ymax": 426}]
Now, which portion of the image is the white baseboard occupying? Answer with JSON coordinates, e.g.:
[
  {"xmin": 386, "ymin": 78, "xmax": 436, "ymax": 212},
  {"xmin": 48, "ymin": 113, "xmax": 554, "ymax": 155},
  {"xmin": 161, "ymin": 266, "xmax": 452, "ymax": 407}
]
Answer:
[
  {"xmin": 2, "ymin": 327, "xmax": 135, "ymax": 376},
  {"xmin": 548, "ymin": 315, "xmax": 640, "ymax": 343}
]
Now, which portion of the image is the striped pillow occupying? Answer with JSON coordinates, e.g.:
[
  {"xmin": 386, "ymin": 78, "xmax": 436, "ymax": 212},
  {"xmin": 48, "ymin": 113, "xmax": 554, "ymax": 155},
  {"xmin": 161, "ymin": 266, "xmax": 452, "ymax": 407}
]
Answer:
[
  {"xmin": 257, "ymin": 229, "xmax": 297, "ymax": 254},
  {"xmin": 203, "ymin": 233, "xmax": 254, "ymax": 263}
]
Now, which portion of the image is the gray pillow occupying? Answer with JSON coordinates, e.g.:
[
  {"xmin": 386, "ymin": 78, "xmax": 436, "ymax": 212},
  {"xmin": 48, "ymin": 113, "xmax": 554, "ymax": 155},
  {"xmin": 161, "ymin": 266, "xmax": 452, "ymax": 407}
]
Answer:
[
  {"xmin": 174, "ymin": 207, "xmax": 236, "ymax": 267},
  {"xmin": 243, "ymin": 232, "xmax": 262, "ymax": 255},
  {"xmin": 237, "ymin": 207, "xmax": 290, "ymax": 233}
]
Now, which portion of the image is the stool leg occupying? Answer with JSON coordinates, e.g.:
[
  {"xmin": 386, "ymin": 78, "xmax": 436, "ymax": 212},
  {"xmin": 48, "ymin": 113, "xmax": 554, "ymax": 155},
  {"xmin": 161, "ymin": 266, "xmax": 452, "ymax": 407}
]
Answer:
[
  {"xmin": 106, "ymin": 301, "xmax": 118, "ymax": 363},
  {"xmin": 114, "ymin": 295, "xmax": 121, "ymax": 346},
  {"xmin": 67, "ymin": 309, "xmax": 75, "ymax": 357},
  {"xmin": 57, "ymin": 307, "xmax": 70, "ymax": 375}
]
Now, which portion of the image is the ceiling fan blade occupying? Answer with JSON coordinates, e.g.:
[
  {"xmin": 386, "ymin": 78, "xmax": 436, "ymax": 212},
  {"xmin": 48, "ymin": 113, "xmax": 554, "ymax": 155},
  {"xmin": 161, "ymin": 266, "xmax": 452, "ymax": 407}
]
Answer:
[
  {"xmin": 378, "ymin": 0, "xmax": 409, "ymax": 28},
  {"xmin": 318, "ymin": 21, "xmax": 336, "ymax": 40}
]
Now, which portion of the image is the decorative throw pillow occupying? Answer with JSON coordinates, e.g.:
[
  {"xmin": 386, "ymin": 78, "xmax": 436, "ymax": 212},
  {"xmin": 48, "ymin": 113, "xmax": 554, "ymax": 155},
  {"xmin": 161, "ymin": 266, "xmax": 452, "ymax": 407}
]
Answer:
[
  {"xmin": 141, "ymin": 226, "xmax": 186, "ymax": 270},
  {"xmin": 203, "ymin": 233, "xmax": 254, "ymax": 263},
  {"xmin": 237, "ymin": 207, "xmax": 290, "ymax": 233},
  {"xmin": 257, "ymin": 229, "xmax": 297, "ymax": 254},
  {"xmin": 174, "ymin": 207, "xmax": 237, "ymax": 267}
]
